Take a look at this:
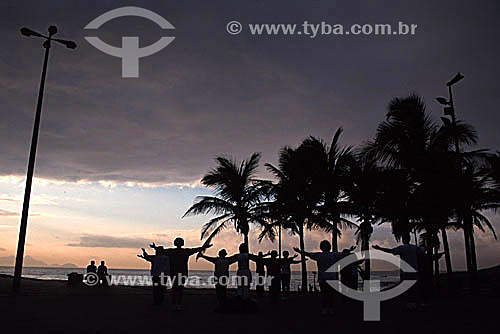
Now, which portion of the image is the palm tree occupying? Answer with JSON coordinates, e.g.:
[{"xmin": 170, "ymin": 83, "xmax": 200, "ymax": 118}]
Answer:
[
  {"xmin": 346, "ymin": 153, "xmax": 384, "ymax": 280},
  {"xmin": 301, "ymin": 129, "xmax": 357, "ymax": 252},
  {"xmin": 487, "ymin": 151, "xmax": 500, "ymax": 189},
  {"xmin": 487, "ymin": 152, "xmax": 500, "ymax": 219},
  {"xmin": 363, "ymin": 94, "xmax": 437, "ymax": 241},
  {"xmin": 364, "ymin": 93, "xmax": 480, "ymax": 276},
  {"xmin": 411, "ymin": 127, "xmax": 464, "ymax": 277},
  {"xmin": 266, "ymin": 142, "xmax": 326, "ymax": 292},
  {"xmin": 183, "ymin": 153, "xmax": 268, "ymax": 248},
  {"xmin": 452, "ymin": 162, "xmax": 498, "ymax": 274}
]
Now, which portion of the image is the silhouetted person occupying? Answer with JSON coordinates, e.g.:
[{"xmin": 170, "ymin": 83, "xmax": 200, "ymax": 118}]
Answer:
[
  {"xmin": 234, "ymin": 243, "xmax": 253, "ymax": 299},
  {"xmin": 262, "ymin": 250, "xmax": 282, "ymax": 301},
  {"xmin": 419, "ymin": 244, "xmax": 434, "ymax": 305},
  {"xmin": 418, "ymin": 237, "xmax": 444, "ymax": 306},
  {"xmin": 97, "ymin": 261, "xmax": 108, "ymax": 286},
  {"xmin": 294, "ymin": 240, "xmax": 350, "ymax": 316},
  {"xmin": 197, "ymin": 249, "xmax": 238, "ymax": 309},
  {"xmin": 340, "ymin": 248, "xmax": 361, "ymax": 292},
  {"xmin": 373, "ymin": 235, "xmax": 425, "ymax": 309},
  {"xmin": 280, "ymin": 250, "xmax": 300, "ymax": 296},
  {"xmin": 232, "ymin": 243, "xmax": 269, "ymax": 299},
  {"xmin": 138, "ymin": 246, "xmax": 170, "ymax": 305},
  {"xmin": 255, "ymin": 251, "xmax": 267, "ymax": 297},
  {"xmin": 86, "ymin": 260, "xmax": 97, "ymax": 274},
  {"xmin": 151, "ymin": 238, "xmax": 211, "ymax": 310}
]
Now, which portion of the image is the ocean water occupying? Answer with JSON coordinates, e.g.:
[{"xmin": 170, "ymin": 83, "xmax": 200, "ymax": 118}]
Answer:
[{"xmin": 0, "ymin": 266, "xmax": 400, "ymax": 291}]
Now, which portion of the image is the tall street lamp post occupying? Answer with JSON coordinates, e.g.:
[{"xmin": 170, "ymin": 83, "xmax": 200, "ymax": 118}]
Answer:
[
  {"xmin": 13, "ymin": 26, "xmax": 76, "ymax": 293},
  {"xmin": 436, "ymin": 72, "xmax": 470, "ymax": 287}
]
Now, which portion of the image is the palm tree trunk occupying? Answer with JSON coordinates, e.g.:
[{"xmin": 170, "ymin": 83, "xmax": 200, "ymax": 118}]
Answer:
[
  {"xmin": 469, "ymin": 228, "xmax": 479, "ymax": 294},
  {"xmin": 361, "ymin": 222, "xmax": 370, "ymax": 282},
  {"xmin": 462, "ymin": 217, "xmax": 473, "ymax": 272},
  {"xmin": 278, "ymin": 224, "xmax": 282, "ymax": 259},
  {"xmin": 433, "ymin": 245, "xmax": 440, "ymax": 292},
  {"xmin": 362, "ymin": 237, "xmax": 370, "ymax": 282},
  {"xmin": 244, "ymin": 233, "xmax": 249, "ymax": 250},
  {"xmin": 469, "ymin": 230, "xmax": 478, "ymax": 273},
  {"xmin": 332, "ymin": 228, "xmax": 338, "ymax": 253},
  {"xmin": 440, "ymin": 227, "xmax": 453, "ymax": 276},
  {"xmin": 298, "ymin": 223, "xmax": 308, "ymax": 293},
  {"xmin": 331, "ymin": 214, "xmax": 340, "ymax": 252}
]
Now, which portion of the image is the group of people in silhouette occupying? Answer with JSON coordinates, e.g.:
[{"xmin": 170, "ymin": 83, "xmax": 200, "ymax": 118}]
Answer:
[
  {"xmin": 81, "ymin": 234, "xmax": 431, "ymax": 314},
  {"xmin": 136, "ymin": 236, "xmax": 364, "ymax": 314}
]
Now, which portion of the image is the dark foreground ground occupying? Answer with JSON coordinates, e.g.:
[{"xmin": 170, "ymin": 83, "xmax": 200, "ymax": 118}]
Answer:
[{"xmin": 1, "ymin": 267, "xmax": 499, "ymax": 334}]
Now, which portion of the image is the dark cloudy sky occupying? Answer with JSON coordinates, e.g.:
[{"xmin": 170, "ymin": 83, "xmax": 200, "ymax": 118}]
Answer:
[{"xmin": 0, "ymin": 1, "xmax": 498, "ymax": 269}]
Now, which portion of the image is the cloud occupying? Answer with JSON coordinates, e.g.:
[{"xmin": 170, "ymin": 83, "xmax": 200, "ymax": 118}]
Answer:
[
  {"xmin": 0, "ymin": 197, "xmax": 19, "ymax": 203},
  {"xmin": 1, "ymin": 1, "xmax": 497, "ymax": 189},
  {"xmin": 0, "ymin": 191, "xmax": 59, "ymax": 206},
  {"xmin": 67, "ymin": 234, "xmax": 154, "ymax": 249},
  {"xmin": 0, "ymin": 209, "xmax": 17, "ymax": 217},
  {"xmin": 67, "ymin": 231, "xmax": 212, "ymax": 249}
]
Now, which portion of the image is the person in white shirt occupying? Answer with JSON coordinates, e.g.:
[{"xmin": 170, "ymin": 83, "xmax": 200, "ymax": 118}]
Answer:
[
  {"xmin": 234, "ymin": 243, "xmax": 253, "ymax": 299},
  {"xmin": 294, "ymin": 240, "xmax": 351, "ymax": 316},
  {"xmin": 138, "ymin": 246, "xmax": 170, "ymax": 305},
  {"xmin": 197, "ymin": 249, "xmax": 238, "ymax": 308}
]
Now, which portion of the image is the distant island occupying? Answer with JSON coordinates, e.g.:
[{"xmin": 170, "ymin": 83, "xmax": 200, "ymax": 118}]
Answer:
[
  {"xmin": 0, "ymin": 256, "xmax": 78, "ymax": 268},
  {"xmin": 50, "ymin": 263, "xmax": 78, "ymax": 268}
]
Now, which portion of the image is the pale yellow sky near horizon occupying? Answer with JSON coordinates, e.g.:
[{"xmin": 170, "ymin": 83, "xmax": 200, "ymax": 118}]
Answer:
[{"xmin": 0, "ymin": 175, "xmax": 499, "ymax": 272}]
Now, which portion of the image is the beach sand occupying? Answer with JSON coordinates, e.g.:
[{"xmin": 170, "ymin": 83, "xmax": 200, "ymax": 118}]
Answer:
[{"xmin": 1, "ymin": 267, "xmax": 499, "ymax": 333}]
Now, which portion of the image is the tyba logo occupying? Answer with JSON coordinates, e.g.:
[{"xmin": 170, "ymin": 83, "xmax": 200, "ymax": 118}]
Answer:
[
  {"xmin": 326, "ymin": 249, "xmax": 417, "ymax": 321},
  {"xmin": 84, "ymin": 6, "xmax": 175, "ymax": 77}
]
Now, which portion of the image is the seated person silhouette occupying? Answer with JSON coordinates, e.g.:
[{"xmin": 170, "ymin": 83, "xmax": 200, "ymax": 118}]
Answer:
[
  {"xmin": 97, "ymin": 260, "xmax": 108, "ymax": 286},
  {"xmin": 86, "ymin": 260, "xmax": 97, "ymax": 274}
]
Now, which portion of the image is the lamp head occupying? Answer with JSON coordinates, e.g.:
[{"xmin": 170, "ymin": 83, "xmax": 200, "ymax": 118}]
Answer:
[
  {"xmin": 48, "ymin": 25, "xmax": 58, "ymax": 36},
  {"xmin": 65, "ymin": 41, "xmax": 77, "ymax": 49},
  {"xmin": 55, "ymin": 39, "xmax": 77, "ymax": 49},
  {"xmin": 446, "ymin": 72, "xmax": 464, "ymax": 86},
  {"xmin": 20, "ymin": 27, "xmax": 44, "ymax": 38}
]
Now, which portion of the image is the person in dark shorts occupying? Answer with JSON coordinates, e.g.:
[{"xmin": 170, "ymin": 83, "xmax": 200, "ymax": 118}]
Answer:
[
  {"xmin": 197, "ymin": 249, "xmax": 238, "ymax": 309},
  {"xmin": 280, "ymin": 250, "xmax": 300, "ymax": 296},
  {"xmin": 151, "ymin": 238, "xmax": 211, "ymax": 310},
  {"xmin": 138, "ymin": 246, "xmax": 170, "ymax": 305},
  {"xmin": 259, "ymin": 250, "xmax": 296, "ymax": 301},
  {"xmin": 373, "ymin": 235, "xmax": 425, "ymax": 310},
  {"xmin": 294, "ymin": 240, "xmax": 347, "ymax": 316},
  {"xmin": 254, "ymin": 251, "xmax": 269, "ymax": 297}
]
